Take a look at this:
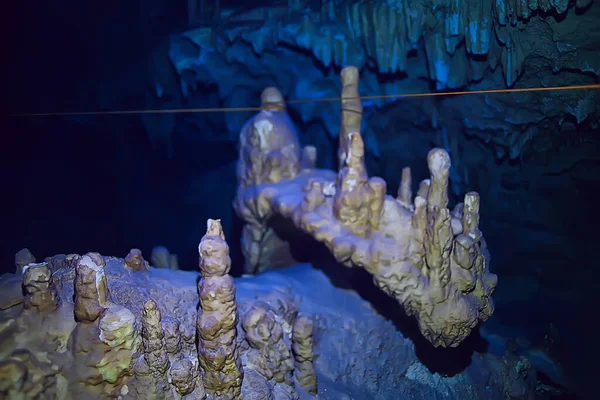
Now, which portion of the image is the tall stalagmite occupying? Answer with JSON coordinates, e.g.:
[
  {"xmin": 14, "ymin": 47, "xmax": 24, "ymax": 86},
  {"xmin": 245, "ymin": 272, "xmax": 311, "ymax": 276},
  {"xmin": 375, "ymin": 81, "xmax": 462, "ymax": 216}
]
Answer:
[{"xmin": 197, "ymin": 219, "xmax": 243, "ymax": 398}]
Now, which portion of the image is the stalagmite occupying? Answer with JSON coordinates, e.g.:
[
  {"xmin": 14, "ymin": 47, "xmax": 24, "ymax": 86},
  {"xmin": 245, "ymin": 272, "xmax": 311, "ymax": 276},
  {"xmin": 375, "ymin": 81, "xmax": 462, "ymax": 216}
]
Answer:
[
  {"xmin": 197, "ymin": 219, "xmax": 243, "ymax": 398},
  {"xmin": 234, "ymin": 86, "xmax": 304, "ymax": 274},
  {"xmin": 397, "ymin": 166, "xmax": 413, "ymax": 210},
  {"xmin": 242, "ymin": 302, "xmax": 295, "ymax": 386},
  {"xmin": 463, "ymin": 192, "xmax": 482, "ymax": 242},
  {"xmin": 333, "ymin": 132, "xmax": 386, "ymax": 237},
  {"xmin": 338, "ymin": 66, "xmax": 363, "ymax": 171},
  {"xmin": 124, "ymin": 248, "xmax": 149, "ymax": 271},
  {"xmin": 142, "ymin": 299, "xmax": 170, "ymax": 375},
  {"xmin": 22, "ymin": 263, "xmax": 59, "ymax": 312},
  {"xmin": 292, "ymin": 315, "xmax": 317, "ymax": 394},
  {"xmin": 74, "ymin": 253, "xmax": 109, "ymax": 323}
]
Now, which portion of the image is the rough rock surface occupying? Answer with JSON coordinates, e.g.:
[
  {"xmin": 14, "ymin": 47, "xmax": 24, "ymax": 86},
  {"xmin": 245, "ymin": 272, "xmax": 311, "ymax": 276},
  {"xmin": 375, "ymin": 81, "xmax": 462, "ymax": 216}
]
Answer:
[
  {"xmin": 0, "ymin": 253, "xmax": 534, "ymax": 399},
  {"xmin": 169, "ymin": 0, "xmax": 599, "ymax": 163},
  {"xmin": 235, "ymin": 68, "xmax": 497, "ymax": 349}
]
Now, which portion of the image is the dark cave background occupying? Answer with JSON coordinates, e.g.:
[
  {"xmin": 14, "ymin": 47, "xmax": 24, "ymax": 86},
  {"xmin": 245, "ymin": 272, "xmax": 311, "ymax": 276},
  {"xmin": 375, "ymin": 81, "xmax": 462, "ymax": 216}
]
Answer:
[{"xmin": 3, "ymin": 0, "xmax": 600, "ymax": 399}]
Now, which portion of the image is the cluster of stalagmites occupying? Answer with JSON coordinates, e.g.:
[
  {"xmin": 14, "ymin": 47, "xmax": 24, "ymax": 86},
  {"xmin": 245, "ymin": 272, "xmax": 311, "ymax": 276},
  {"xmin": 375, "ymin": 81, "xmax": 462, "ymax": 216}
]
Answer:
[
  {"xmin": 2, "ymin": 224, "xmax": 318, "ymax": 399},
  {"xmin": 234, "ymin": 65, "xmax": 498, "ymax": 348}
]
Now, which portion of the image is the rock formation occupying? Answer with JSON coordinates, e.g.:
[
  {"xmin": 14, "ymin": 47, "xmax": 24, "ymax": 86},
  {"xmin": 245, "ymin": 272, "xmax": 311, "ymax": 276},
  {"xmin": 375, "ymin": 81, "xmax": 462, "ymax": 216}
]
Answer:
[
  {"xmin": 234, "ymin": 87, "xmax": 314, "ymax": 274},
  {"xmin": 234, "ymin": 67, "xmax": 498, "ymax": 348},
  {"xmin": 124, "ymin": 249, "xmax": 149, "ymax": 271},
  {"xmin": 242, "ymin": 302, "xmax": 295, "ymax": 392},
  {"xmin": 0, "ymin": 232, "xmax": 533, "ymax": 399},
  {"xmin": 169, "ymin": 0, "xmax": 599, "ymax": 176},
  {"xmin": 74, "ymin": 252, "xmax": 110, "ymax": 323},
  {"xmin": 292, "ymin": 315, "xmax": 317, "ymax": 394},
  {"xmin": 196, "ymin": 219, "xmax": 243, "ymax": 399},
  {"xmin": 22, "ymin": 263, "xmax": 59, "ymax": 312}
]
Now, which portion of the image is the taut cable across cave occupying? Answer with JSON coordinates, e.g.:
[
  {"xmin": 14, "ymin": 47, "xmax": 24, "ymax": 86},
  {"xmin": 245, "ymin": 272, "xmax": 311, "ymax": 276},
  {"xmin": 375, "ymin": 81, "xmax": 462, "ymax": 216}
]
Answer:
[{"xmin": 8, "ymin": 83, "xmax": 600, "ymax": 117}]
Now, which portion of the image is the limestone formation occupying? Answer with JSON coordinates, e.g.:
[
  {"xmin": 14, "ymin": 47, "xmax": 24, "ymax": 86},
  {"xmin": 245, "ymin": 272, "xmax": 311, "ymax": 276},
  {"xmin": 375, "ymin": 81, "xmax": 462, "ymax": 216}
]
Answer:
[
  {"xmin": 338, "ymin": 66, "xmax": 363, "ymax": 171},
  {"xmin": 292, "ymin": 315, "xmax": 317, "ymax": 395},
  {"xmin": 397, "ymin": 167, "xmax": 413, "ymax": 210},
  {"xmin": 98, "ymin": 305, "xmax": 140, "ymax": 384},
  {"xmin": 334, "ymin": 131, "xmax": 386, "ymax": 237},
  {"xmin": 197, "ymin": 219, "xmax": 243, "ymax": 399},
  {"xmin": 74, "ymin": 252, "xmax": 110, "ymax": 323},
  {"xmin": 242, "ymin": 302, "xmax": 295, "ymax": 387},
  {"xmin": 142, "ymin": 299, "xmax": 170, "ymax": 375},
  {"xmin": 22, "ymin": 263, "xmax": 59, "ymax": 312},
  {"xmin": 0, "ymin": 349, "xmax": 58, "ymax": 399},
  {"xmin": 124, "ymin": 248, "xmax": 149, "ymax": 271},
  {"xmin": 169, "ymin": 358, "xmax": 202, "ymax": 396},
  {"xmin": 234, "ymin": 66, "xmax": 498, "ymax": 347},
  {"xmin": 0, "ymin": 231, "xmax": 532, "ymax": 399},
  {"xmin": 162, "ymin": 317, "xmax": 182, "ymax": 355},
  {"xmin": 234, "ymin": 86, "xmax": 304, "ymax": 273}
]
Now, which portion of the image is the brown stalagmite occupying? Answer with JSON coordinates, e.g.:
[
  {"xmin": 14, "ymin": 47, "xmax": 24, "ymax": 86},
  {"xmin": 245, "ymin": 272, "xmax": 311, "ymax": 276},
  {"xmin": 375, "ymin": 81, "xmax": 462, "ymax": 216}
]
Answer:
[
  {"xmin": 426, "ymin": 148, "xmax": 451, "ymax": 210},
  {"xmin": 397, "ymin": 167, "xmax": 413, "ymax": 209},
  {"xmin": 74, "ymin": 253, "xmax": 109, "ymax": 323},
  {"xmin": 417, "ymin": 179, "xmax": 431, "ymax": 199},
  {"xmin": 368, "ymin": 177, "xmax": 386, "ymax": 232},
  {"xmin": 242, "ymin": 302, "xmax": 294, "ymax": 386},
  {"xmin": 237, "ymin": 86, "xmax": 301, "ymax": 188},
  {"xmin": 423, "ymin": 149, "xmax": 454, "ymax": 299},
  {"xmin": 162, "ymin": 317, "xmax": 182, "ymax": 355},
  {"xmin": 338, "ymin": 66, "xmax": 362, "ymax": 170},
  {"xmin": 141, "ymin": 299, "xmax": 170, "ymax": 375},
  {"xmin": 292, "ymin": 315, "xmax": 317, "ymax": 394},
  {"xmin": 197, "ymin": 219, "xmax": 243, "ymax": 399},
  {"xmin": 235, "ymin": 86, "xmax": 303, "ymax": 274},
  {"xmin": 333, "ymin": 132, "xmax": 384, "ymax": 237},
  {"xmin": 22, "ymin": 263, "xmax": 59, "ymax": 312},
  {"xmin": 170, "ymin": 358, "xmax": 201, "ymax": 396},
  {"xmin": 124, "ymin": 249, "xmax": 149, "ymax": 271},
  {"xmin": 410, "ymin": 196, "xmax": 428, "ymax": 265},
  {"xmin": 463, "ymin": 192, "xmax": 482, "ymax": 242}
]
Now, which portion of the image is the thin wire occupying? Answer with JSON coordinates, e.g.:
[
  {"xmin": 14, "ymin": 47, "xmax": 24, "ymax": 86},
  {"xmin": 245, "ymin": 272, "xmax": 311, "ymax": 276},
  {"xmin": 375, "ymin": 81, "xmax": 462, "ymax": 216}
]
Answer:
[{"xmin": 8, "ymin": 83, "xmax": 600, "ymax": 117}]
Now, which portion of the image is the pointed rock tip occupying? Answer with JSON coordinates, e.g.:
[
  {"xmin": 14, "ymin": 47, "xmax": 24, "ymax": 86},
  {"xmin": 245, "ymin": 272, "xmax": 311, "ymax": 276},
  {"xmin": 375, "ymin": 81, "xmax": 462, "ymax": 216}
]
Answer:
[{"xmin": 206, "ymin": 219, "xmax": 225, "ymax": 239}]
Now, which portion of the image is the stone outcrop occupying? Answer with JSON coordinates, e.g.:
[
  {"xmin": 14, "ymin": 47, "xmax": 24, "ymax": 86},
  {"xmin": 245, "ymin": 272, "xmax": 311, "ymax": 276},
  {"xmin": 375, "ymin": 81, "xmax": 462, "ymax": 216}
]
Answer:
[
  {"xmin": 196, "ymin": 219, "xmax": 243, "ymax": 399},
  {"xmin": 22, "ymin": 263, "xmax": 59, "ymax": 312},
  {"xmin": 74, "ymin": 252, "xmax": 110, "ymax": 323},
  {"xmin": 124, "ymin": 248, "xmax": 150, "ymax": 271},
  {"xmin": 242, "ymin": 302, "xmax": 295, "ymax": 388},
  {"xmin": 234, "ymin": 87, "xmax": 310, "ymax": 274},
  {"xmin": 0, "ymin": 236, "xmax": 535, "ymax": 399},
  {"xmin": 234, "ymin": 67, "xmax": 498, "ymax": 348},
  {"xmin": 292, "ymin": 315, "xmax": 317, "ymax": 394}
]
